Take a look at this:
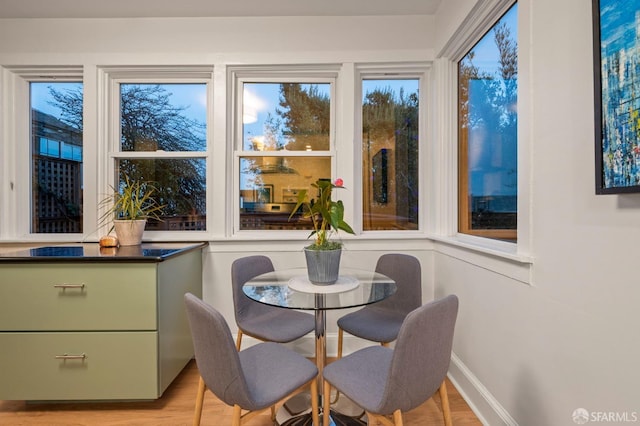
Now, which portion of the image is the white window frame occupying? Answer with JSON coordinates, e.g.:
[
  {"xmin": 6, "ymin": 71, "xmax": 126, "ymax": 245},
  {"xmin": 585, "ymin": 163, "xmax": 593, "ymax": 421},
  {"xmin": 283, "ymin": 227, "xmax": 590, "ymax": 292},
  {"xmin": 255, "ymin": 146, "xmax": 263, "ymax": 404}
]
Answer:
[
  {"xmin": 228, "ymin": 66, "xmax": 340, "ymax": 239},
  {"xmin": 97, "ymin": 66, "xmax": 214, "ymax": 241},
  {"xmin": 432, "ymin": 0, "xmax": 532, "ymax": 263},
  {"xmin": 355, "ymin": 63, "xmax": 430, "ymax": 237},
  {"xmin": 0, "ymin": 66, "xmax": 85, "ymax": 241}
]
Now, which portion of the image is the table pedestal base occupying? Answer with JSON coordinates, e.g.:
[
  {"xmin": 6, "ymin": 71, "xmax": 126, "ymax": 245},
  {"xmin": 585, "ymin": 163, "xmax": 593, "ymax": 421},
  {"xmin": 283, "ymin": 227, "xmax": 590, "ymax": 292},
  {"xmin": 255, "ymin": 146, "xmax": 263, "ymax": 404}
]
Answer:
[
  {"xmin": 276, "ymin": 392, "xmax": 367, "ymax": 426},
  {"xmin": 280, "ymin": 411, "xmax": 367, "ymax": 426}
]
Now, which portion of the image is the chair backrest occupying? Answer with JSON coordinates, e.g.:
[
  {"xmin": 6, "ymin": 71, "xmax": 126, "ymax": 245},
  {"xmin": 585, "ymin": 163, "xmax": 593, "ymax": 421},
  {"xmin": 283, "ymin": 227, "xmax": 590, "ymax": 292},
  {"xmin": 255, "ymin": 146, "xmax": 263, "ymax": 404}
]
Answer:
[
  {"xmin": 374, "ymin": 253, "xmax": 422, "ymax": 314},
  {"xmin": 377, "ymin": 294, "xmax": 459, "ymax": 414},
  {"xmin": 184, "ymin": 293, "xmax": 253, "ymax": 409},
  {"xmin": 231, "ymin": 255, "xmax": 275, "ymax": 322}
]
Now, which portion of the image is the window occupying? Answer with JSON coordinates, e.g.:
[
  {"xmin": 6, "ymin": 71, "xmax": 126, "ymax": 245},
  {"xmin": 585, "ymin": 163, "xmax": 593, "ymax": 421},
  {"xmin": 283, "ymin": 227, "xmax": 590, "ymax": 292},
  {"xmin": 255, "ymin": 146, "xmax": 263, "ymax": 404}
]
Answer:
[
  {"xmin": 458, "ymin": 3, "xmax": 518, "ymax": 241},
  {"xmin": 105, "ymin": 69, "xmax": 211, "ymax": 233},
  {"xmin": 232, "ymin": 69, "xmax": 337, "ymax": 232},
  {"xmin": 361, "ymin": 78, "xmax": 420, "ymax": 231},
  {"xmin": 30, "ymin": 81, "xmax": 83, "ymax": 234}
]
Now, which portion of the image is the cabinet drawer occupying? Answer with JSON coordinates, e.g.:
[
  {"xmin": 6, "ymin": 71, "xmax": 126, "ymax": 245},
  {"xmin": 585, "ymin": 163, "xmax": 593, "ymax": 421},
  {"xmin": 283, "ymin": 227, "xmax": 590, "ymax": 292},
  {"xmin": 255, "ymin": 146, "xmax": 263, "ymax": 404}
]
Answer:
[
  {"xmin": 0, "ymin": 264, "xmax": 157, "ymax": 331},
  {"xmin": 0, "ymin": 331, "xmax": 159, "ymax": 400}
]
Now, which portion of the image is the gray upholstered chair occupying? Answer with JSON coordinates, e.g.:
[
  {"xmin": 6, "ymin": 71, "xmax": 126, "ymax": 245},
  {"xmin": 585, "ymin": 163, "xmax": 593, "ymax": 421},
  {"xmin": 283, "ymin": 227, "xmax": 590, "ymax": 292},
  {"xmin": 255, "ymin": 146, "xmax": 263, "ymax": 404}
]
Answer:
[
  {"xmin": 232, "ymin": 255, "xmax": 315, "ymax": 350},
  {"xmin": 337, "ymin": 253, "xmax": 422, "ymax": 357},
  {"xmin": 184, "ymin": 293, "xmax": 319, "ymax": 426},
  {"xmin": 323, "ymin": 294, "xmax": 459, "ymax": 426}
]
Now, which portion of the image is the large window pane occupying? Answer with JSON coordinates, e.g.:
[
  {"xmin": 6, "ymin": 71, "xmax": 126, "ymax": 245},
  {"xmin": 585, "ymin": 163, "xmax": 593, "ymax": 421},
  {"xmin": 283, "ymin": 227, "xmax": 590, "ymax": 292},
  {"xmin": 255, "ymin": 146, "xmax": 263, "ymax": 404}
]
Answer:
[
  {"xmin": 120, "ymin": 83, "xmax": 206, "ymax": 152},
  {"xmin": 362, "ymin": 79, "xmax": 419, "ymax": 231},
  {"xmin": 117, "ymin": 158, "xmax": 206, "ymax": 231},
  {"xmin": 236, "ymin": 73, "xmax": 336, "ymax": 233},
  {"xmin": 115, "ymin": 79, "xmax": 208, "ymax": 233},
  {"xmin": 30, "ymin": 82, "xmax": 83, "ymax": 233},
  {"xmin": 239, "ymin": 156, "xmax": 331, "ymax": 230},
  {"xmin": 458, "ymin": 3, "xmax": 518, "ymax": 240},
  {"xmin": 243, "ymin": 83, "xmax": 331, "ymax": 152}
]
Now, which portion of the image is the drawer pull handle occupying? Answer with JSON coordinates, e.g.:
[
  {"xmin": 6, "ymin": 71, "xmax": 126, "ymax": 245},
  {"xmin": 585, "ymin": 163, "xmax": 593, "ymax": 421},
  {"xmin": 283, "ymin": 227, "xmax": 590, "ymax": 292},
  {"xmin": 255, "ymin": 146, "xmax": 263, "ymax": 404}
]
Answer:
[
  {"xmin": 55, "ymin": 353, "xmax": 86, "ymax": 360},
  {"xmin": 53, "ymin": 284, "xmax": 85, "ymax": 289}
]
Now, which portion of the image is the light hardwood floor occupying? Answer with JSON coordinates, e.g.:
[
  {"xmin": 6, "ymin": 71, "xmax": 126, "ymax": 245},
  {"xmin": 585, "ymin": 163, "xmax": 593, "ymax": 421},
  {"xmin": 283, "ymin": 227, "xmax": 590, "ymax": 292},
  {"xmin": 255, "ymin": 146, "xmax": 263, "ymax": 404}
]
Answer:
[{"xmin": 0, "ymin": 360, "xmax": 482, "ymax": 425}]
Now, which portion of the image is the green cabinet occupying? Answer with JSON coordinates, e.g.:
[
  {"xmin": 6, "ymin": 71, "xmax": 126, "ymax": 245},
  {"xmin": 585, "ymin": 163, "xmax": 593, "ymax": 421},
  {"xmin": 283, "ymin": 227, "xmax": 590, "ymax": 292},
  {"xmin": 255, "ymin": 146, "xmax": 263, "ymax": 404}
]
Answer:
[
  {"xmin": 0, "ymin": 243, "xmax": 203, "ymax": 401},
  {"xmin": 0, "ymin": 332, "xmax": 158, "ymax": 400}
]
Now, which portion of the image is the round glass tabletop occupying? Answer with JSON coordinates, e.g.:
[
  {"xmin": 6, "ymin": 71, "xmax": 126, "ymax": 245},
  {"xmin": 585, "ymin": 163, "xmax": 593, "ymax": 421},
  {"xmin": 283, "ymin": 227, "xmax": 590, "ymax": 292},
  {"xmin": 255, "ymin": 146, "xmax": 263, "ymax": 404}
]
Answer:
[{"xmin": 243, "ymin": 267, "xmax": 397, "ymax": 311}]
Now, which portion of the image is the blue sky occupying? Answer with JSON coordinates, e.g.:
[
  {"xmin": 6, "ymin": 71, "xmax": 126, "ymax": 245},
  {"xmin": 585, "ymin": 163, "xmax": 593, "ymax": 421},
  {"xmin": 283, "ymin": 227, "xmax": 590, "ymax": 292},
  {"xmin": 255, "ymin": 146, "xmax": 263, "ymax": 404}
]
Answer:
[
  {"xmin": 31, "ymin": 82, "xmax": 81, "ymax": 118},
  {"xmin": 242, "ymin": 83, "xmax": 331, "ymax": 150},
  {"xmin": 243, "ymin": 80, "xmax": 420, "ymax": 150},
  {"xmin": 467, "ymin": 3, "xmax": 517, "ymax": 76},
  {"xmin": 362, "ymin": 79, "xmax": 419, "ymax": 101},
  {"xmin": 31, "ymin": 82, "xmax": 207, "ymax": 125}
]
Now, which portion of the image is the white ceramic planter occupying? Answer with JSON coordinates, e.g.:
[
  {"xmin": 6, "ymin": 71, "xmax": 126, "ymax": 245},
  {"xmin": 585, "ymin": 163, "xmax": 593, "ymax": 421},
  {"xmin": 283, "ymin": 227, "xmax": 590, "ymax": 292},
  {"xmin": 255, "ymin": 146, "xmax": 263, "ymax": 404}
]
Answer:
[{"xmin": 114, "ymin": 219, "xmax": 146, "ymax": 246}]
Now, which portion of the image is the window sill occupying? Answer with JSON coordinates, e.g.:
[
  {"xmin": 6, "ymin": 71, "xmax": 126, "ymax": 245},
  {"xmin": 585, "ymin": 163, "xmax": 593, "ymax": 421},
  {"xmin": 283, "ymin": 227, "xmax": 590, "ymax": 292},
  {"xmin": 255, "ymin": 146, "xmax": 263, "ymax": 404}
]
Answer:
[
  {"xmin": 428, "ymin": 233, "xmax": 532, "ymax": 285},
  {"xmin": 209, "ymin": 231, "xmax": 435, "ymax": 252}
]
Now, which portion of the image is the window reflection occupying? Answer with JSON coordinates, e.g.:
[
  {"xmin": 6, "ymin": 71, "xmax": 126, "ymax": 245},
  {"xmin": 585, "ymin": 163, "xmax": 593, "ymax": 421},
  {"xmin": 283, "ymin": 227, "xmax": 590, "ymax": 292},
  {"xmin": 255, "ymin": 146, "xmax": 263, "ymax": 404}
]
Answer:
[
  {"xmin": 362, "ymin": 79, "xmax": 420, "ymax": 231},
  {"xmin": 238, "ymin": 78, "xmax": 334, "ymax": 232},
  {"xmin": 243, "ymin": 83, "xmax": 331, "ymax": 152},
  {"xmin": 239, "ymin": 156, "xmax": 330, "ymax": 231},
  {"xmin": 458, "ymin": 4, "xmax": 518, "ymax": 239}
]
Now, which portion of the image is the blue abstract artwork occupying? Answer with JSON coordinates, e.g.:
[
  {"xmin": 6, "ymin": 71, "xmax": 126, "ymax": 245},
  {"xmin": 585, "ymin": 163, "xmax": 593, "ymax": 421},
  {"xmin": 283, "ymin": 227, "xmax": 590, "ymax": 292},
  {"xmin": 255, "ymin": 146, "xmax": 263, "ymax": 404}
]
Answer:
[{"xmin": 594, "ymin": 0, "xmax": 640, "ymax": 193}]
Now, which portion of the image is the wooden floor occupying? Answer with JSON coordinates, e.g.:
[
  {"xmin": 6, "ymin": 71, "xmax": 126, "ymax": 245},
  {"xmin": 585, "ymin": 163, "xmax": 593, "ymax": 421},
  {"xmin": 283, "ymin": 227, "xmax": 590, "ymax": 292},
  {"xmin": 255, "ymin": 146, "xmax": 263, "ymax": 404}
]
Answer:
[{"xmin": 0, "ymin": 360, "xmax": 482, "ymax": 425}]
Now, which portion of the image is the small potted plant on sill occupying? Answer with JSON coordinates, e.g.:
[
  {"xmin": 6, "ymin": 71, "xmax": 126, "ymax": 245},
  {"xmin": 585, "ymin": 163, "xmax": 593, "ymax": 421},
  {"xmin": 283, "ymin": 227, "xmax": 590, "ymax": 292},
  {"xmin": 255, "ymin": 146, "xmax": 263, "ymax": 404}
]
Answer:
[
  {"xmin": 288, "ymin": 178, "xmax": 355, "ymax": 284},
  {"xmin": 99, "ymin": 176, "xmax": 165, "ymax": 246}
]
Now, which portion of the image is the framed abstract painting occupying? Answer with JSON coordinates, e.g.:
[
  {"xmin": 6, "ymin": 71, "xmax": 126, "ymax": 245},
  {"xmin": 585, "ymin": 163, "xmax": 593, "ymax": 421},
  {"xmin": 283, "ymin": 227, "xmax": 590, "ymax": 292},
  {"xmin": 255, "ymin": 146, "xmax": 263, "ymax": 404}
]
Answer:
[{"xmin": 593, "ymin": 0, "xmax": 640, "ymax": 193}]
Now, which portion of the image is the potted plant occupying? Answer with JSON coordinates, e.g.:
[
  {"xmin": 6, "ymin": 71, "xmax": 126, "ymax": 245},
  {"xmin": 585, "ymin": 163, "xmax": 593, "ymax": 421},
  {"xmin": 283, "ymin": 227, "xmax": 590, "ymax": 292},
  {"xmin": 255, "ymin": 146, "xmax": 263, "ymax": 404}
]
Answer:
[
  {"xmin": 99, "ymin": 176, "xmax": 165, "ymax": 246},
  {"xmin": 289, "ymin": 178, "xmax": 355, "ymax": 284}
]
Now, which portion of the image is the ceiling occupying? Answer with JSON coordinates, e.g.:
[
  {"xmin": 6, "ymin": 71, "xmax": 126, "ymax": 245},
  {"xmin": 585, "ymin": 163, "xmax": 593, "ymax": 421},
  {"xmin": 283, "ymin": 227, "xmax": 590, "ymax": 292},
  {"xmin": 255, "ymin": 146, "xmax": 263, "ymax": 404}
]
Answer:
[{"xmin": 0, "ymin": 0, "xmax": 443, "ymax": 19}]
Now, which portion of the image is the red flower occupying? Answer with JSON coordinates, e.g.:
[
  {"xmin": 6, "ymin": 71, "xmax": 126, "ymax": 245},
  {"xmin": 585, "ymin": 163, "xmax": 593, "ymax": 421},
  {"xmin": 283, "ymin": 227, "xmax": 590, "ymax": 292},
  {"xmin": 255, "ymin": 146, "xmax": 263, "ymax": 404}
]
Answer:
[{"xmin": 334, "ymin": 178, "xmax": 344, "ymax": 187}]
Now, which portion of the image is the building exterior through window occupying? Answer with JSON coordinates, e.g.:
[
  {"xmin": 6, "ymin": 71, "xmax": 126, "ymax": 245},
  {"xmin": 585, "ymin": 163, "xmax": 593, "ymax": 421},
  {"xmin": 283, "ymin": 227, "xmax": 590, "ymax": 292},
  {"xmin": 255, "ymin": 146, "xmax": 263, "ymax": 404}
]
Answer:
[{"xmin": 31, "ymin": 82, "xmax": 83, "ymax": 234}]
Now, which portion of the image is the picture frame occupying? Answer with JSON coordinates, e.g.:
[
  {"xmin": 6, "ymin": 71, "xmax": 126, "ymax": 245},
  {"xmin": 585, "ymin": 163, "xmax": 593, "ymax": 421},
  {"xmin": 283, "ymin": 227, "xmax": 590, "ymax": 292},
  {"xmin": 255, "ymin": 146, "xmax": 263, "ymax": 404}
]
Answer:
[
  {"xmin": 372, "ymin": 148, "xmax": 388, "ymax": 204},
  {"xmin": 593, "ymin": 0, "xmax": 640, "ymax": 193},
  {"xmin": 254, "ymin": 184, "xmax": 273, "ymax": 203}
]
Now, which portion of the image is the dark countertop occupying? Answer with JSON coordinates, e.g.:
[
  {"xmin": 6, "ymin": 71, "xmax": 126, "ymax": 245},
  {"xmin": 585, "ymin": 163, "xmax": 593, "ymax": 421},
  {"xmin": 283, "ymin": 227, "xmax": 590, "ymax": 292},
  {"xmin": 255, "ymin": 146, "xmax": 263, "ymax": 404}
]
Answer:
[{"xmin": 0, "ymin": 242, "xmax": 207, "ymax": 263}]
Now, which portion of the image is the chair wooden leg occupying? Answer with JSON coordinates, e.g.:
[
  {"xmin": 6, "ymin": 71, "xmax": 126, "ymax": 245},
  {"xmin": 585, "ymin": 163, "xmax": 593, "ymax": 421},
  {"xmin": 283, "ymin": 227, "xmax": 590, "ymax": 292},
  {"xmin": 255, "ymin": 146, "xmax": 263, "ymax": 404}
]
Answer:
[
  {"xmin": 232, "ymin": 404, "xmax": 242, "ymax": 426},
  {"xmin": 310, "ymin": 378, "xmax": 320, "ymax": 426},
  {"xmin": 393, "ymin": 409, "xmax": 404, "ymax": 426},
  {"xmin": 193, "ymin": 376, "xmax": 206, "ymax": 426},
  {"xmin": 381, "ymin": 342, "xmax": 390, "ymax": 347},
  {"xmin": 438, "ymin": 380, "xmax": 453, "ymax": 426},
  {"xmin": 366, "ymin": 413, "xmax": 375, "ymax": 426},
  {"xmin": 235, "ymin": 330, "xmax": 243, "ymax": 351},
  {"xmin": 270, "ymin": 405, "xmax": 276, "ymax": 421},
  {"xmin": 323, "ymin": 380, "xmax": 332, "ymax": 426},
  {"xmin": 367, "ymin": 412, "xmax": 397, "ymax": 426}
]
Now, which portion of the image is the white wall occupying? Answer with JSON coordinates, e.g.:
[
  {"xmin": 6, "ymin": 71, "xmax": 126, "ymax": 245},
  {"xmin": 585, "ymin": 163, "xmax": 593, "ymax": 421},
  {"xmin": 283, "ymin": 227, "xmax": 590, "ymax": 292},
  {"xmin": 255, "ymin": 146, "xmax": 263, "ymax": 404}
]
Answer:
[
  {"xmin": 435, "ymin": 1, "xmax": 640, "ymax": 425},
  {"xmin": 0, "ymin": 15, "xmax": 435, "ymax": 58}
]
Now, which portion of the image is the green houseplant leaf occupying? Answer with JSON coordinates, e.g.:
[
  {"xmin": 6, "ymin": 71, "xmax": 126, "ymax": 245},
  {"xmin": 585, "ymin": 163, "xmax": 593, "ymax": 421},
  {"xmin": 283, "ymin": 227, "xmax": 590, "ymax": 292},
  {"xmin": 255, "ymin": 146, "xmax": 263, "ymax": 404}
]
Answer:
[
  {"xmin": 288, "ymin": 178, "xmax": 355, "ymax": 250},
  {"xmin": 99, "ymin": 176, "xmax": 165, "ymax": 232}
]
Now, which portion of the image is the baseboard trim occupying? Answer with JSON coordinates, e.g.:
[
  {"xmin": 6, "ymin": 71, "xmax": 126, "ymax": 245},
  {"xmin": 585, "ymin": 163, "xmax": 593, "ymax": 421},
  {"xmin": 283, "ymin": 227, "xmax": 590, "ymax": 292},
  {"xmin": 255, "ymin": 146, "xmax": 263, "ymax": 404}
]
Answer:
[{"xmin": 448, "ymin": 352, "xmax": 518, "ymax": 426}]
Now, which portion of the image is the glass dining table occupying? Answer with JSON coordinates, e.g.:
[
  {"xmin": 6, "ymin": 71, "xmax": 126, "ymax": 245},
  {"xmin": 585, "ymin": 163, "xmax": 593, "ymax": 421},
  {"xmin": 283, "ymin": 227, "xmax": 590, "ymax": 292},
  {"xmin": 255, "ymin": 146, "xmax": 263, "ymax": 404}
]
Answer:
[{"xmin": 243, "ymin": 267, "xmax": 396, "ymax": 426}]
